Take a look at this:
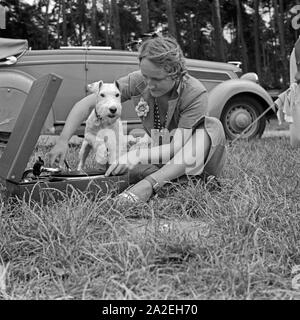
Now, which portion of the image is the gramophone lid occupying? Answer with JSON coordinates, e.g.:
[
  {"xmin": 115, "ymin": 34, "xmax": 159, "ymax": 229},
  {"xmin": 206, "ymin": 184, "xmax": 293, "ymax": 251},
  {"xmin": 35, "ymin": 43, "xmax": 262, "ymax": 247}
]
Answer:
[{"xmin": 0, "ymin": 73, "xmax": 62, "ymax": 183}]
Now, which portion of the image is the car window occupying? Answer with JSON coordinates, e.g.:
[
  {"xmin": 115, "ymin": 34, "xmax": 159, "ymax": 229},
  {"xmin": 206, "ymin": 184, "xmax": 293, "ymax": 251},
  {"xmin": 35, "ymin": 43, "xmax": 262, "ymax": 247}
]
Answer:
[{"xmin": 188, "ymin": 70, "xmax": 232, "ymax": 92}]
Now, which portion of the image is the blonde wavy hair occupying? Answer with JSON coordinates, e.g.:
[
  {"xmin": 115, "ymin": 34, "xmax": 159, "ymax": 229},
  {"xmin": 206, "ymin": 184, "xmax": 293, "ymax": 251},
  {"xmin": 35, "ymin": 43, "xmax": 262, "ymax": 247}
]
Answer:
[{"xmin": 138, "ymin": 36, "xmax": 187, "ymax": 80}]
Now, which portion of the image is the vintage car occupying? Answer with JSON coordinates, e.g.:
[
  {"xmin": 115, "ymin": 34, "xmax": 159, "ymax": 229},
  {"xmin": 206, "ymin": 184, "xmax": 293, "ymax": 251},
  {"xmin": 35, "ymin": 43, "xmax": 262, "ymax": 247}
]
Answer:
[{"xmin": 0, "ymin": 37, "xmax": 274, "ymax": 142}]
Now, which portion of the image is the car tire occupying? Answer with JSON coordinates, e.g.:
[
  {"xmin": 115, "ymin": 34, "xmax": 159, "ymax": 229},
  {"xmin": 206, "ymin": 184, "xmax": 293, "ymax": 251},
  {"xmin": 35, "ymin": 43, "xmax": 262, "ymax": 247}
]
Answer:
[{"xmin": 220, "ymin": 96, "xmax": 266, "ymax": 140}]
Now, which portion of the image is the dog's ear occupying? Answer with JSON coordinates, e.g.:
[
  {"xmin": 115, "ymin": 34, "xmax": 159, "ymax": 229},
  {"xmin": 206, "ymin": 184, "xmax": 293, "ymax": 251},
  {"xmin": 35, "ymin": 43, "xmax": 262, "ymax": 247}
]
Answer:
[
  {"xmin": 114, "ymin": 81, "xmax": 120, "ymax": 91},
  {"xmin": 98, "ymin": 80, "xmax": 103, "ymax": 90},
  {"xmin": 87, "ymin": 81, "xmax": 102, "ymax": 93}
]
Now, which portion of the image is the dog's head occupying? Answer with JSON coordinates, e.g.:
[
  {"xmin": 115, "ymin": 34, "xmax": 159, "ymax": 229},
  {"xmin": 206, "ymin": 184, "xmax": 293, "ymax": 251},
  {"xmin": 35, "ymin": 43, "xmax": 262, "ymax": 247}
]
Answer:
[{"xmin": 87, "ymin": 80, "xmax": 122, "ymax": 124}]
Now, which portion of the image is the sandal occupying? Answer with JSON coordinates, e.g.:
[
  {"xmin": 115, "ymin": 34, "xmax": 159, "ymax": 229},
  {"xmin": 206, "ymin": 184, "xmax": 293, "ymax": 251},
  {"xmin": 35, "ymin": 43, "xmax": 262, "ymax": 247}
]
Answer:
[
  {"xmin": 116, "ymin": 190, "xmax": 141, "ymax": 204},
  {"xmin": 144, "ymin": 175, "xmax": 162, "ymax": 194},
  {"xmin": 116, "ymin": 175, "xmax": 162, "ymax": 204}
]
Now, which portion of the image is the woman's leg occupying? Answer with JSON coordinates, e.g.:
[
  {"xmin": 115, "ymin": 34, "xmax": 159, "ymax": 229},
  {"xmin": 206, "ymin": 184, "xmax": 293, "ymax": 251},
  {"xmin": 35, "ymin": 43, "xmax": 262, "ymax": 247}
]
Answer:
[
  {"xmin": 151, "ymin": 127, "xmax": 210, "ymax": 183},
  {"xmin": 126, "ymin": 127, "xmax": 211, "ymax": 202}
]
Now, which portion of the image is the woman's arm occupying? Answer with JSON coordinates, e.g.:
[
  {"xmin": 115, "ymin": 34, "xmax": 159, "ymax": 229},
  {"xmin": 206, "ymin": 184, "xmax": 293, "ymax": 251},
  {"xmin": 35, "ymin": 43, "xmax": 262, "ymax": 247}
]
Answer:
[
  {"xmin": 58, "ymin": 94, "xmax": 96, "ymax": 143},
  {"xmin": 105, "ymin": 127, "xmax": 193, "ymax": 176},
  {"xmin": 138, "ymin": 128, "xmax": 193, "ymax": 164},
  {"xmin": 48, "ymin": 93, "xmax": 96, "ymax": 166}
]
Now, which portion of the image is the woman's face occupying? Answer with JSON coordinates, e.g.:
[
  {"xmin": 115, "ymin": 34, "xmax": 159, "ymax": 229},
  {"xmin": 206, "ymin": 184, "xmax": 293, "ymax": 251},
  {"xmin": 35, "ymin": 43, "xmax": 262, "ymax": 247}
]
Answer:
[{"xmin": 140, "ymin": 58, "xmax": 176, "ymax": 97}]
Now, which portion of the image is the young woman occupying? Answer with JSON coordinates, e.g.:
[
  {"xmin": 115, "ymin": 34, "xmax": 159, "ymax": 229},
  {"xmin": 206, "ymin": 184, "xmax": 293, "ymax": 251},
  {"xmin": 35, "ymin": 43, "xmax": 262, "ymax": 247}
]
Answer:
[{"xmin": 48, "ymin": 36, "xmax": 226, "ymax": 202}]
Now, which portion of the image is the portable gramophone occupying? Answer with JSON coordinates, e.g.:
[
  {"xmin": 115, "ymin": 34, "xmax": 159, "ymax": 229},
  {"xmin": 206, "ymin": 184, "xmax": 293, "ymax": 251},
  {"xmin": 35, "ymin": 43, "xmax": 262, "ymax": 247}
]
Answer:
[{"xmin": 0, "ymin": 73, "xmax": 129, "ymax": 202}]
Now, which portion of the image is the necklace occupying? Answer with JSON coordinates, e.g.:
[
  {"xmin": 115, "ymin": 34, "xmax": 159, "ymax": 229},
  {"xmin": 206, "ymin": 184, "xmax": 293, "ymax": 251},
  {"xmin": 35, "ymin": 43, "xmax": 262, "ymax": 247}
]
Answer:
[{"xmin": 153, "ymin": 98, "xmax": 168, "ymax": 130}]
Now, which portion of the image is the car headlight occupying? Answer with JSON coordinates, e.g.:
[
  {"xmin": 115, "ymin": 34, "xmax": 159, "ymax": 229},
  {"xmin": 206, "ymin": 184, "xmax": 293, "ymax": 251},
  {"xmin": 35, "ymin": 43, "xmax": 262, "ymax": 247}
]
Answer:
[{"xmin": 240, "ymin": 72, "xmax": 259, "ymax": 83}]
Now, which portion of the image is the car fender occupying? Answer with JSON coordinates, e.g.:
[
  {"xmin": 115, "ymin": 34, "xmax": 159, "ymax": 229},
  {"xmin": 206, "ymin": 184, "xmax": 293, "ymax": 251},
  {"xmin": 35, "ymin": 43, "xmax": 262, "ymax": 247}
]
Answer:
[
  {"xmin": 0, "ymin": 69, "xmax": 55, "ymax": 134},
  {"xmin": 207, "ymin": 79, "xmax": 274, "ymax": 119},
  {"xmin": 0, "ymin": 69, "xmax": 35, "ymax": 92}
]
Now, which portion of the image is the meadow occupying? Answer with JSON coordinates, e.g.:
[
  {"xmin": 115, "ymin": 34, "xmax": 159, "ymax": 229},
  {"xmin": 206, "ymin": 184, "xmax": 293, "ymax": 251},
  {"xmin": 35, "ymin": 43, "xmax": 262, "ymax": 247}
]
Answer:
[{"xmin": 1, "ymin": 128, "xmax": 300, "ymax": 300}]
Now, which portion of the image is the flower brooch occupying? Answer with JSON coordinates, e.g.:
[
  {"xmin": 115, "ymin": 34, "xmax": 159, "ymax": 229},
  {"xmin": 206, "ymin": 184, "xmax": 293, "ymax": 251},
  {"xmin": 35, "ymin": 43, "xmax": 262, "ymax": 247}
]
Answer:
[{"xmin": 135, "ymin": 97, "xmax": 150, "ymax": 119}]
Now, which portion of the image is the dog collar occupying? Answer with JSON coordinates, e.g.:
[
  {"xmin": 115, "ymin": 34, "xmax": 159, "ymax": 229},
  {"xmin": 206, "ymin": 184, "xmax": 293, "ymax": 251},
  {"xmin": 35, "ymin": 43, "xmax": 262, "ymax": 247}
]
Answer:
[{"xmin": 94, "ymin": 108, "xmax": 102, "ymax": 121}]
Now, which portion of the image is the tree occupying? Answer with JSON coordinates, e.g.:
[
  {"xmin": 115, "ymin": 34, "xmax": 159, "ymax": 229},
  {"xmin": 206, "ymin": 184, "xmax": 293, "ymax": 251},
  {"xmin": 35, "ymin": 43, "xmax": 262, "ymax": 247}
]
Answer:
[
  {"xmin": 164, "ymin": 0, "xmax": 177, "ymax": 38},
  {"xmin": 1, "ymin": 0, "xmax": 45, "ymax": 47},
  {"xmin": 62, "ymin": 0, "xmax": 67, "ymax": 46},
  {"xmin": 78, "ymin": 0, "xmax": 86, "ymax": 46},
  {"xmin": 1, "ymin": 0, "xmax": 297, "ymax": 90},
  {"xmin": 111, "ymin": 0, "xmax": 121, "ymax": 48},
  {"xmin": 103, "ymin": 0, "xmax": 110, "ymax": 46},
  {"xmin": 274, "ymin": 0, "xmax": 288, "ymax": 87},
  {"xmin": 253, "ymin": 0, "xmax": 262, "ymax": 79},
  {"xmin": 210, "ymin": 0, "xmax": 226, "ymax": 62},
  {"xmin": 42, "ymin": 0, "xmax": 50, "ymax": 48},
  {"xmin": 91, "ymin": 0, "xmax": 98, "ymax": 45},
  {"xmin": 140, "ymin": 0, "xmax": 150, "ymax": 34},
  {"xmin": 234, "ymin": 0, "xmax": 248, "ymax": 72}
]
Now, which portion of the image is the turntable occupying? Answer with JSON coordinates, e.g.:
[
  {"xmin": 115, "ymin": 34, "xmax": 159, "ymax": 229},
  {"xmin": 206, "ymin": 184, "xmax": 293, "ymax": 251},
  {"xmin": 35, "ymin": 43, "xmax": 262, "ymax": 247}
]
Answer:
[{"xmin": 0, "ymin": 73, "xmax": 129, "ymax": 202}]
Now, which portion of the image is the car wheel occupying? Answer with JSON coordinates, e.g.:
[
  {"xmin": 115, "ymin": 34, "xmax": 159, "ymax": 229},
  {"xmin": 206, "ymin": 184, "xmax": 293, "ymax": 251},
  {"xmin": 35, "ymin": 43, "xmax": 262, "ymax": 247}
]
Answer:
[{"xmin": 220, "ymin": 96, "xmax": 266, "ymax": 140}]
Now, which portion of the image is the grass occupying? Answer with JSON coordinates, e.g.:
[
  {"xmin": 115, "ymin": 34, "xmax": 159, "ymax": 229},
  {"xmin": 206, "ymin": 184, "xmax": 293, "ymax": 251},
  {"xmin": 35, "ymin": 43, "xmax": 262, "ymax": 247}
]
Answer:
[{"xmin": 1, "ymin": 132, "xmax": 300, "ymax": 300}]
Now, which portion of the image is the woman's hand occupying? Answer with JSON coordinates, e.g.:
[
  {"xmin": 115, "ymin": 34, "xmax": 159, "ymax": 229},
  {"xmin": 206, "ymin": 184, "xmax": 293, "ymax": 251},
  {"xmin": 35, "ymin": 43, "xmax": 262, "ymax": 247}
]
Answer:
[
  {"xmin": 48, "ymin": 140, "xmax": 69, "ymax": 167},
  {"xmin": 105, "ymin": 150, "xmax": 141, "ymax": 176}
]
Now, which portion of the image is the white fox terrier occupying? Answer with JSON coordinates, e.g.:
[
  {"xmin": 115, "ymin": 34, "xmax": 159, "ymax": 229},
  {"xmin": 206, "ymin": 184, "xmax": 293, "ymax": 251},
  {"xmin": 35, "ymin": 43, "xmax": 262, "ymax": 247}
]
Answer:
[{"xmin": 77, "ymin": 80, "xmax": 127, "ymax": 171}]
